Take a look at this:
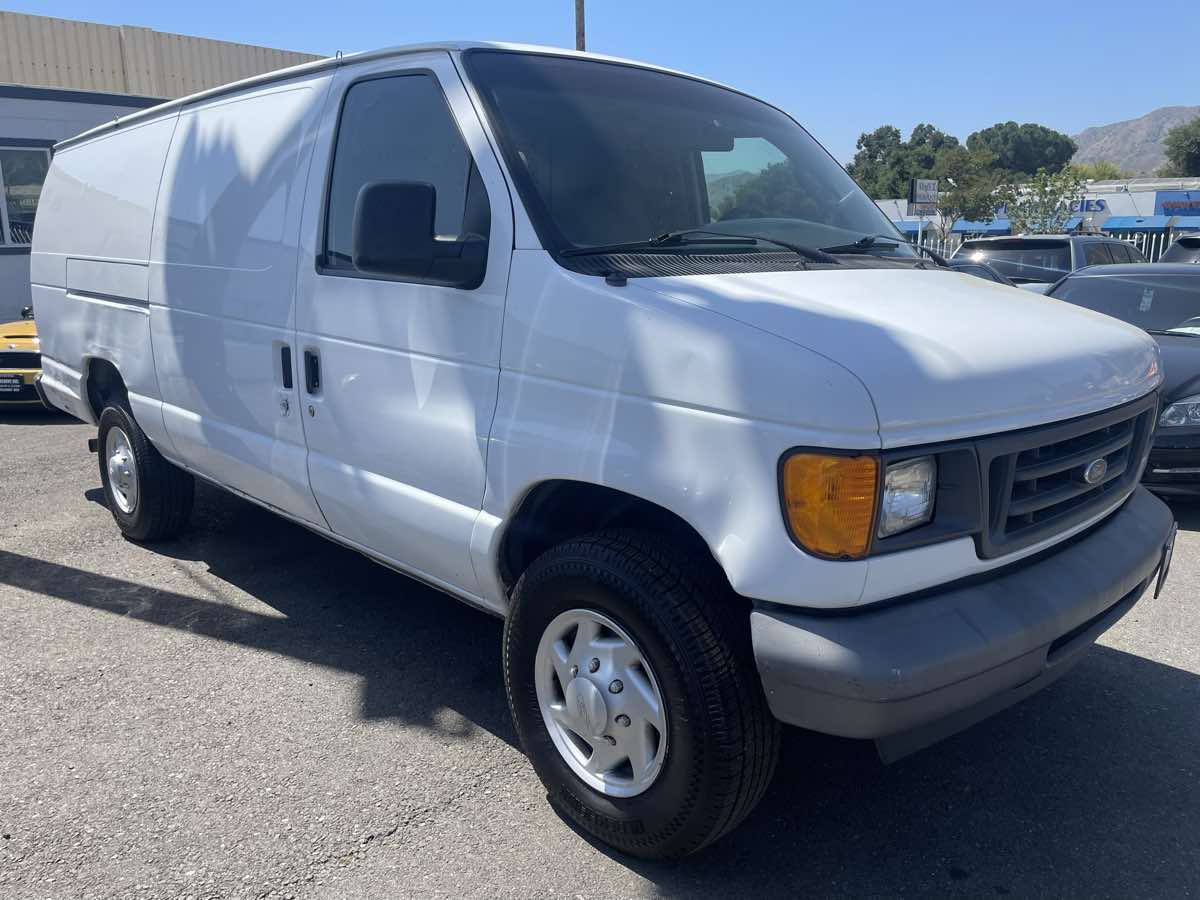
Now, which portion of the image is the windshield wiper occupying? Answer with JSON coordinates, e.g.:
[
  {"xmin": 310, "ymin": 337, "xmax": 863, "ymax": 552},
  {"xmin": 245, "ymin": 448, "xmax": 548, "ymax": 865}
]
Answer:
[
  {"xmin": 820, "ymin": 234, "xmax": 900, "ymax": 254},
  {"xmin": 559, "ymin": 233, "xmax": 753, "ymax": 258},
  {"xmin": 914, "ymin": 243, "xmax": 948, "ymax": 266},
  {"xmin": 559, "ymin": 228, "xmax": 840, "ymax": 267},
  {"xmin": 654, "ymin": 229, "xmax": 840, "ymax": 265},
  {"xmin": 820, "ymin": 233, "xmax": 946, "ymax": 267}
]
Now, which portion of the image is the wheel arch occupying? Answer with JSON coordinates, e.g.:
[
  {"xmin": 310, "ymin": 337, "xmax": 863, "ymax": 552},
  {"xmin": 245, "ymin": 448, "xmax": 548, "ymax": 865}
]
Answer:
[
  {"xmin": 80, "ymin": 355, "xmax": 129, "ymax": 424},
  {"xmin": 497, "ymin": 479, "xmax": 727, "ymax": 594}
]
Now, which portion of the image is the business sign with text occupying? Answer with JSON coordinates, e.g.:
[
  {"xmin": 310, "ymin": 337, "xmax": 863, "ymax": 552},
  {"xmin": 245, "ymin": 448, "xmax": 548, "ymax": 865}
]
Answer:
[
  {"xmin": 907, "ymin": 178, "xmax": 938, "ymax": 217},
  {"xmin": 1155, "ymin": 191, "xmax": 1200, "ymax": 217}
]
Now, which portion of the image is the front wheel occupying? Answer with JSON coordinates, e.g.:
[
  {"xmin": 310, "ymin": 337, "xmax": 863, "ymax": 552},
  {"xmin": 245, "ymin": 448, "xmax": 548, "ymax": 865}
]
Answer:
[
  {"xmin": 97, "ymin": 404, "xmax": 194, "ymax": 541},
  {"xmin": 503, "ymin": 531, "xmax": 779, "ymax": 858}
]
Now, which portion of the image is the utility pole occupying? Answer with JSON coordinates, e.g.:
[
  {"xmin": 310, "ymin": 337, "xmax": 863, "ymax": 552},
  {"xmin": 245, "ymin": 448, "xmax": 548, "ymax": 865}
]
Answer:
[{"xmin": 575, "ymin": 0, "xmax": 585, "ymax": 50}]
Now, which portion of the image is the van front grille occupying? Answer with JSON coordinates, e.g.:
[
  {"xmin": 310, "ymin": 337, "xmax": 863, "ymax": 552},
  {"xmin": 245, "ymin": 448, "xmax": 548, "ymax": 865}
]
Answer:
[
  {"xmin": 976, "ymin": 394, "xmax": 1157, "ymax": 558},
  {"xmin": 1006, "ymin": 418, "xmax": 1134, "ymax": 530}
]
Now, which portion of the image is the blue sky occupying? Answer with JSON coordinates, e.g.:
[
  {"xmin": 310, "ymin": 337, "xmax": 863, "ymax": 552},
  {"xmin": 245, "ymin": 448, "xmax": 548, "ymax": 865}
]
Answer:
[{"xmin": 6, "ymin": 0, "xmax": 1195, "ymax": 162}]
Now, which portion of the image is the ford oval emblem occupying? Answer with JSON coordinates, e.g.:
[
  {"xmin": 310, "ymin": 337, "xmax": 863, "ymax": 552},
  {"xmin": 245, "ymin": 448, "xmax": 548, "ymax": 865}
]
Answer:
[{"xmin": 1083, "ymin": 458, "xmax": 1108, "ymax": 485}]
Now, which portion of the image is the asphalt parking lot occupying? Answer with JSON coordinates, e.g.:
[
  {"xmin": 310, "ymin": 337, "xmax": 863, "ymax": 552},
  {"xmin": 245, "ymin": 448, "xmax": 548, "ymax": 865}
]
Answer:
[{"xmin": 2, "ymin": 409, "xmax": 1199, "ymax": 899}]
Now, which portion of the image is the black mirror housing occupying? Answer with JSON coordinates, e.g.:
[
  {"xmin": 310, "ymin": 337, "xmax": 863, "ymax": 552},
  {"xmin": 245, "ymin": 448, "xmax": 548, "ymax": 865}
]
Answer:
[{"xmin": 351, "ymin": 181, "xmax": 487, "ymax": 289}]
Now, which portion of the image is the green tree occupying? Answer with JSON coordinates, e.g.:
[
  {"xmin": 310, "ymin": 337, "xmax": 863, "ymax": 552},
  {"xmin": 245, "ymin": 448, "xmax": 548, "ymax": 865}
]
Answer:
[
  {"xmin": 906, "ymin": 123, "xmax": 960, "ymax": 174},
  {"xmin": 1070, "ymin": 160, "xmax": 1133, "ymax": 181},
  {"xmin": 1159, "ymin": 117, "xmax": 1200, "ymax": 177},
  {"xmin": 931, "ymin": 146, "xmax": 1000, "ymax": 237},
  {"xmin": 845, "ymin": 125, "xmax": 907, "ymax": 199},
  {"xmin": 846, "ymin": 123, "xmax": 959, "ymax": 199},
  {"xmin": 997, "ymin": 167, "xmax": 1085, "ymax": 234},
  {"xmin": 966, "ymin": 122, "xmax": 1077, "ymax": 177}
]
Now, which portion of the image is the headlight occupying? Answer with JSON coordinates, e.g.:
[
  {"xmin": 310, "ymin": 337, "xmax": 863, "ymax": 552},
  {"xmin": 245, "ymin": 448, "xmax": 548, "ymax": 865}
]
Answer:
[
  {"xmin": 1160, "ymin": 395, "xmax": 1200, "ymax": 427},
  {"xmin": 780, "ymin": 452, "xmax": 878, "ymax": 559},
  {"xmin": 877, "ymin": 457, "xmax": 937, "ymax": 538}
]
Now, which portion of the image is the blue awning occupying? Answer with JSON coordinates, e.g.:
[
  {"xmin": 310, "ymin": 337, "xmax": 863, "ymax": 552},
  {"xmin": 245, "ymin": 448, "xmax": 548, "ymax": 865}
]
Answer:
[
  {"xmin": 892, "ymin": 220, "xmax": 923, "ymax": 233},
  {"xmin": 1102, "ymin": 215, "xmax": 1174, "ymax": 233},
  {"xmin": 952, "ymin": 218, "xmax": 1010, "ymax": 234},
  {"xmin": 1171, "ymin": 216, "xmax": 1200, "ymax": 232}
]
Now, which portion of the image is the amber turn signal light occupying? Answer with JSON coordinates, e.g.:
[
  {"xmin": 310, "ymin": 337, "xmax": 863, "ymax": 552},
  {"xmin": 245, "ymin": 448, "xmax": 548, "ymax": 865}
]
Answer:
[{"xmin": 780, "ymin": 452, "xmax": 879, "ymax": 559}]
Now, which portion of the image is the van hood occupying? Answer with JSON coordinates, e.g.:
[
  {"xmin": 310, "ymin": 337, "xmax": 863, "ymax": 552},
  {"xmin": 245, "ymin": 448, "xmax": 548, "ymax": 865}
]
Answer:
[{"xmin": 640, "ymin": 268, "xmax": 1160, "ymax": 446}]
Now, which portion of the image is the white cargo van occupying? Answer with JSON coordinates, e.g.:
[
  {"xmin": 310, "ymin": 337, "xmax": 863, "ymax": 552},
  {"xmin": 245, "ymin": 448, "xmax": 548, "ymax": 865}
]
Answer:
[{"xmin": 32, "ymin": 43, "xmax": 1177, "ymax": 858}]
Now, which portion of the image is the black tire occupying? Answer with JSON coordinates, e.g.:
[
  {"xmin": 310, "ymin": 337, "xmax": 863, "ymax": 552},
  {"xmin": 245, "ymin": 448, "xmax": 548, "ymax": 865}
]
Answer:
[
  {"xmin": 97, "ymin": 404, "xmax": 194, "ymax": 541},
  {"xmin": 503, "ymin": 530, "xmax": 779, "ymax": 858}
]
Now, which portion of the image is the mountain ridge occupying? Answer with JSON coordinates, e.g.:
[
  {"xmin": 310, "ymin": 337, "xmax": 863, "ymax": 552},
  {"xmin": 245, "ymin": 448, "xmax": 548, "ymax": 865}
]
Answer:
[{"xmin": 1072, "ymin": 106, "xmax": 1200, "ymax": 175}]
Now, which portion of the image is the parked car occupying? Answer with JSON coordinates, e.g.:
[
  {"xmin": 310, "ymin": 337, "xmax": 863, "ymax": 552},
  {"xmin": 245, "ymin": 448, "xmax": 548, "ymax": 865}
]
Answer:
[
  {"xmin": 1159, "ymin": 234, "xmax": 1200, "ymax": 264},
  {"xmin": 0, "ymin": 306, "xmax": 46, "ymax": 409},
  {"xmin": 32, "ymin": 43, "xmax": 1176, "ymax": 859},
  {"xmin": 946, "ymin": 257, "xmax": 1017, "ymax": 286},
  {"xmin": 1048, "ymin": 263, "xmax": 1200, "ymax": 496},
  {"xmin": 953, "ymin": 234, "xmax": 1147, "ymax": 293}
]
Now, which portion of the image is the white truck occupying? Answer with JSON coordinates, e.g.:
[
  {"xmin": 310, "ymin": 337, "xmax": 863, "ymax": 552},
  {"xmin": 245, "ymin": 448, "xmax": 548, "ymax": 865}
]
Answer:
[{"xmin": 31, "ymin": 43, "xmax": 1176, "ymax": 858}]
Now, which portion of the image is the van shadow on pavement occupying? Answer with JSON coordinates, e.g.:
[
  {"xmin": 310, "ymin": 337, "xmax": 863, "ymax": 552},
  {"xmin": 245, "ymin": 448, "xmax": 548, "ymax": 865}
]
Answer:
[
  {"xmin": 1, "ymin": 482, "xmax": 1197, "ymax": 896},
  {"xmin": 3, "ymin": 481, "xmax": 514, "ymax": 747}
]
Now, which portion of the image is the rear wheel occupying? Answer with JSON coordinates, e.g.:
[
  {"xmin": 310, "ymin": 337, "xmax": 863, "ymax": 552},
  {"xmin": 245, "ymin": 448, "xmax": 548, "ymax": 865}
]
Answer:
[
  {"xmin": 503, "ymin": 530, "xmax": 779, "ymax": 858},
  {"xmin": 97, "ymin": 404, "xmax": 194, "ymax": 541}
]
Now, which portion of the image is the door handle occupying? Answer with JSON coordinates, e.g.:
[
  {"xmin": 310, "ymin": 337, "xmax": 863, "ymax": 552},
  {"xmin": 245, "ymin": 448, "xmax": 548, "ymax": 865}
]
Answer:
[
  {"xmin": 280, "ymin": 345, "xmax": 293, "ymax": 390},
  {"xmin": 304, "ymin": 349, "xmax": 321, "ymax": 394}
]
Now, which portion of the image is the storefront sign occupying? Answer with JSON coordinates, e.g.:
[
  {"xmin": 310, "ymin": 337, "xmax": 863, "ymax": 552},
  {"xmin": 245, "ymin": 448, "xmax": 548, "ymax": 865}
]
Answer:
[
  {"xmin": 907, "ymin": 178, "xmax": 937, "ymax": 217},
  {"xmin": 1155, "ymin": 191, "xmax": 1200, "ymax": 216}
]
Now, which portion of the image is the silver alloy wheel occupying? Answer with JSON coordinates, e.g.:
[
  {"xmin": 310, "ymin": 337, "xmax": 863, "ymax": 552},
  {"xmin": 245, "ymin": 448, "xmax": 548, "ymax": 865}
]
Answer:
[
  {"xmin": 535, "ymin": 609, "xmax": 668, "ymax": 798},
  {"xmin": 105, "ymin": 426, "xmax": 139, "ymax": 514}
]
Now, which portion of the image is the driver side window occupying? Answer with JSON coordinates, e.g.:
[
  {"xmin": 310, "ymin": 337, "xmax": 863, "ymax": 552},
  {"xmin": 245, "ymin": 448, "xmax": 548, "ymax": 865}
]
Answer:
[{"xmin": 322, "ymin": 73, "xmax": 490, "ymax": 272}]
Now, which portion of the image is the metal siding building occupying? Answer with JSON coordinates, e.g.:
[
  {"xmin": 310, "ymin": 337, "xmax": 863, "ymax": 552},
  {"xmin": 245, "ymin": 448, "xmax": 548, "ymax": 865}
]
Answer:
[
  {"xmin": 0, "ymin": 12, "xmax": 320, "ymax": 99},
  {"xmin": 0, "ymin": 12, "xmax": 322, "ymax": 319}
]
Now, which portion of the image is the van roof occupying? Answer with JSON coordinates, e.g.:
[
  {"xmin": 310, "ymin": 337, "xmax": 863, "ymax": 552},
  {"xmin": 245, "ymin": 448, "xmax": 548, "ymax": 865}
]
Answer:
[{"xmin": 53, "ymin": 41, "xmax": 735, "ymax": 153}]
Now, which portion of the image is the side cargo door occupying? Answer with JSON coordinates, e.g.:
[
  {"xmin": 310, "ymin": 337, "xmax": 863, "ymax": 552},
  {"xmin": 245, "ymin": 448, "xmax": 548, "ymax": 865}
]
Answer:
[
  {"xmin": 149, "ymin": 76, "xmax": 332, "ymax": 525},
  {"xmin": 292, "ymin": 52, "xmax": 513, "ymax": 595}
]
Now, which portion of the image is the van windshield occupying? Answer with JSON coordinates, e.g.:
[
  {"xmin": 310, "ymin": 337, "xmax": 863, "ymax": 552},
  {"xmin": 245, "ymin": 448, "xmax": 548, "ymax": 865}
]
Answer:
[
  {"xmin": 957, "ymin": 239, "xmax": 1071, "ymax": 284},
  {"xmin": 463, "ymin": 50, "xmax": 914, "ymax": 266}
]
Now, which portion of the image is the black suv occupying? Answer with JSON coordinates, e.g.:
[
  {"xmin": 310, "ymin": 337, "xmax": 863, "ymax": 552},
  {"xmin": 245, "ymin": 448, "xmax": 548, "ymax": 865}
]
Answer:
[
  {"xmin": 953, "ymin": 234, "xmax": 1147, "ymax": 293},
  {"xmin": 1159, "ymin": 234, "xmax": 1200, "ymax": 264}
]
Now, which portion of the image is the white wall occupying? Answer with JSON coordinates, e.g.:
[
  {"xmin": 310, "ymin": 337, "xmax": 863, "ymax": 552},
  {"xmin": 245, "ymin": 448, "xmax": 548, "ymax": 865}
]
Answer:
[
  {"xmin": 0, "ymin": 253, "xmax": 31, "ymax": 320},
  {"xmin": 1, "ymin": 91, "xmax": 155, "ymax": 320},
  {"xmin": 0, "ymin": 11, "xmax": 320, "ymax": 99},
  {"xmin": 0, "ymin": 94, "xmax": 150, "ymax": 143}
]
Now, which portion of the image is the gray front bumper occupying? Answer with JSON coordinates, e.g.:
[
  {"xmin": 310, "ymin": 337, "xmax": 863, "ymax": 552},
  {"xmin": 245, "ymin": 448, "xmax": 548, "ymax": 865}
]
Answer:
[{"xmin": 751, "ymin": 486, "xmax": 1174, "ymax": 760}]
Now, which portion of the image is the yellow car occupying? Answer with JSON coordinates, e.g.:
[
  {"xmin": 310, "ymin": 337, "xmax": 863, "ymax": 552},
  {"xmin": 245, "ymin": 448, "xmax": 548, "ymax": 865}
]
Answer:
[{"xmin": 0, "ymin": 309, "xmax": 47, "ymax": 409}]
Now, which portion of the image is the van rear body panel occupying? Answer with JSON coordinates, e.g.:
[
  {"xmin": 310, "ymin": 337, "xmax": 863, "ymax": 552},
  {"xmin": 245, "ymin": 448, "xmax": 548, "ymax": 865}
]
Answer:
[{"xmin": 31, "ymin": 113, "xmax": 178, "ymax": 439}]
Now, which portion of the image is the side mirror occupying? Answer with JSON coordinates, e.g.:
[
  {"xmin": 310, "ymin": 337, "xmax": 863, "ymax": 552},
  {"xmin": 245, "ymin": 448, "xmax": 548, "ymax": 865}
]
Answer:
[
  {"xmin": 20, "ymin": 306, "xmax": 33, "ymax": 320},
  {"xmin": 351, "ymin": 181, "xmax": 486, "ymax": 289}
]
